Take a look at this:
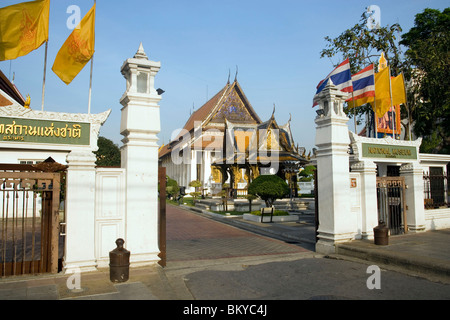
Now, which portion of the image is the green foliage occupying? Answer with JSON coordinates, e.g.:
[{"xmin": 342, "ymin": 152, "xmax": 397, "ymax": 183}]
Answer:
[
  {"xmin": 320, "ymin": 10, "xmax": 403, "ymax": 122},
  {"xmin": 400, "ymin": 8, "xmax": 450, "ymax": 154},
  {"xmin": 189, "ymin": 192, "xmax": 201, "ymax": 200},
  {"xmin": 248, "ymin": 174, "xmax": 289, "ymax": 208},
  {"xmin": 245, "ymin": 194, "xmax": 258, "ymax": 201},
  {"xmin": 94, "ymin": 136, "xmax": 121, "ymax": 167},
  {"xmin": 188, "ymin": 180, "xmax": 202, "ymax": 200},
  {"xmin": 166, "ymin": 176, "xmax": 179, "ymax": 198},
  {"xmin": 299, "ymin": 165, "xmax": 316, "ymax": 182},
  {"xmin": 321, "ymin": 11, "xmax": 403, "ymax": 75},
  {"xmin": 189, "ymin": 180, "xmax": 202, "ymax": 188}
]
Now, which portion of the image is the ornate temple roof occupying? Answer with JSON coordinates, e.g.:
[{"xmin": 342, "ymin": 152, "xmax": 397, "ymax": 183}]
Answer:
[
  {"xmin": 0, "ymin": 70, "xmax": 25, "ymax": 107},
  {"xmin": 159, "ymin": 79, "xmax": 306, "ymax": 166}
]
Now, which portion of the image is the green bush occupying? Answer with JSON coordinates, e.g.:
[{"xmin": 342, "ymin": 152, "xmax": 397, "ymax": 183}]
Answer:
[
  {"xmin": 166, "ymin": 176, "xmax": 180, "ymax": 199},
  {"xmin": 189, "ymin": 180, "xmax": 202, "ymax": 200},
  {"xmin": 248, "ymin": 174, "xmax": 289, "ymax": 208}
]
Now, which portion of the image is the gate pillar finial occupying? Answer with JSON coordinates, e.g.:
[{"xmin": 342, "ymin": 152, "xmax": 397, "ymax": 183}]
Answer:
[
  {"xmin": 119, "ymin": 43, "xmax": 162, "ymax": 266},
  {"xmin": 314, "ymin": 80, "xmax": 357, "ymax": 254}
]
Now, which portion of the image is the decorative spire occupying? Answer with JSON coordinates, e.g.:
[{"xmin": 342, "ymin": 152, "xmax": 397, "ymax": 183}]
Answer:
[{"xmin": 134, "ymin": 42, "xmax": 148, "ymax": 60}]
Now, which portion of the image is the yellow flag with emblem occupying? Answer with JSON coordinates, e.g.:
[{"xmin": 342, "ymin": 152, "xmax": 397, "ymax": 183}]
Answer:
[
  {"xmin": 373, "ymin": 66, "xmax": 392, "ymax": 117},
  {"xmin": 0, "ymin": 0, "xmax": 50, "ymax": 61},
  {"xmin": 391, "ymin": 73, "xmax": 406, "ymax": 106},
  {"xmin": 52, "ymin": 4, "xmax": 96, "ymax": 85}
]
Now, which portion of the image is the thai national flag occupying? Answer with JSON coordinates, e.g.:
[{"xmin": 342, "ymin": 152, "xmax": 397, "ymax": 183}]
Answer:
[
  {"xmin": 313, "ymin": 58, "xmax": 353, "ymax": 107},
  {"xmin": 348, "ymin": 64, "xmax": 375, "ymax": 102}
]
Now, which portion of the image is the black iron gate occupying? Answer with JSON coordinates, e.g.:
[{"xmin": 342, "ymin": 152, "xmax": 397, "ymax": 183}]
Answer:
[
  {"xmin": 376, "ymin": 177, "xmax": 408, "ymax": 235},
  {"xmin": 0, "ymin": 165, "xmax": 61, "ymax": 276}
]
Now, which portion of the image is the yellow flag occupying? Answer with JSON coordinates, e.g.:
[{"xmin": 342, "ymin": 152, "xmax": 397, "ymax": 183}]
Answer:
[
  {"xmin": 373, "ymin": 66, "xmax": 391, "ymax": 117},
  {"xmin": 52, "ymin": 4, "xmax": 96, "ymax": 85},
  {"xmin": 0, "ymin": 0, "xmax": 50, "ymax": 61},
  {"xmin": 347, "ymin": 96, "xmax": 374, "ymax": 109},
  {"xmin": 391, "ymin": 73, "xmax": 406, "ymax": 106}
]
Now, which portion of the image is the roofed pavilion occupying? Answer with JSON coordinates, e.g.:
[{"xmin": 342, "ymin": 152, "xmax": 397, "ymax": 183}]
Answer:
[{"xmin": 159, "ymin": 78, "xmax": 309, "ymax": 196}]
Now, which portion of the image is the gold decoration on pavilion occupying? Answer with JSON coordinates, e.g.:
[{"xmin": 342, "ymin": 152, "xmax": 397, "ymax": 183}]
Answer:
[
  {"xmin": 231, "ymin": 166, "xmax": 242, "ymax": 189},
  {"xmin": 250, "ymin": 165, "xmax": 259, "ymax": 180},
  {"xmin": 212, "ymin": 88, "xmax": 255, "ymax": 123},
  {"xmin": 211, "ymin": 166, "xmax": 222, "ymax": 183}
]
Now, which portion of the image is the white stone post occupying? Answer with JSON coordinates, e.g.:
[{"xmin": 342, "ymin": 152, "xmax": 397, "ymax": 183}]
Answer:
[
  {"xmin": 120, "ymin": 43, "xmax": 162, "ymax": 266},
  {"xmin": 314, "ymin": 80, "xmax": 357, "ymax": 254},
  {"xmin": 63, "ymin": 111, "xmax": 111, "ymax": 274},
  {"xmin": 350, "ymin": 160, "xmax": 378, "ymax": 239},
  {"xmin": 64, "ymin": 149, "xmax": 98, "ymax": 273},
  {"xmin": 400, "ymin": 162, "xmax": 426, "ymax": 232}
]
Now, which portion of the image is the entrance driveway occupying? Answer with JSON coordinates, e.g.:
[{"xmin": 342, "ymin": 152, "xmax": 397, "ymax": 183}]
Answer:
[{"xmin": 166, "ymin": 205, "xmax": 310, "ymax": 261}]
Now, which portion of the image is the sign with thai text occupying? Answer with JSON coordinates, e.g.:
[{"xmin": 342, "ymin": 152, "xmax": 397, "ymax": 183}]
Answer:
[
  {"xmin": 0, "ymin": 117, "xmax": 90, "ymax": 146},
  {"xmin": 362, "ymin": 142, "xmax": 417, "ymax": 160}
]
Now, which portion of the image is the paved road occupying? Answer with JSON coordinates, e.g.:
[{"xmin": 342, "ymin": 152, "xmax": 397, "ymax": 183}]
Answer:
[
  {"xmin": 166, "ymin": 205, "xmax": 311, "ymax": 261},
  {"xmin": 164, "ymin": 205, "xmax": 450, "ymax": 301}
]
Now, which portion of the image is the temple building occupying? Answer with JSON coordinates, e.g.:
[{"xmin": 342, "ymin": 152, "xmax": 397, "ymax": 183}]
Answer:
[{"xmin": 158, "ymin": 78, "xmax": 309, "ymax": 197}]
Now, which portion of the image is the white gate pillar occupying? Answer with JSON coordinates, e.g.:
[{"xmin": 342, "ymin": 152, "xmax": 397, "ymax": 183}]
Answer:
[
  {"xmin": 120, "ymin": 43, "xmax": 162, "ymax": 266},
  {"xmin": 314, "ymin": 80, "xmax": 357, "ymax": 254},
  {"xmin": 350, "ymin": 160, "xmax": 378, "ymax": 239},
  {"xmin": 62, "ymin": 110, "xmax": 111, "ymax": 274},
  {"xmin": 400, "ymin": 162, "xmax": 426, "ymax": 232},
  {"xmin": 64, "ymin": 149, "xmax": 98, "ymax": 273}
]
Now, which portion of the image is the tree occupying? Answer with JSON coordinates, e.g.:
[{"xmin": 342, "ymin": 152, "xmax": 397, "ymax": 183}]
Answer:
[
  {"xmin": 299, "ymin": 165, "xmax": 316, "ymax": 182},
  {"xmin": 94, "ymin": 136, "xmax": 121, "ymax": 166},
  {"xmin": 188, "ymin": 180, "xmax": 202, "ymax": 200},
  {"xmin": 400, "ymin": 8, "xmax": 450, "ymax": 154},
  {"xmin": 320, "ymin": 10, "xmax": 403, "ymax": 123},
  {"xmin": 248, "ymin": 174, "xmax": 289, "ymax": 208},
  {"xmin": 166, "ymin": 176, "xmax": 180, "ymax": 199}
]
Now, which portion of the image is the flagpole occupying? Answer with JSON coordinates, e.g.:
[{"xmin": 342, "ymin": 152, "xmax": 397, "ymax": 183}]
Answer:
[
  {"xmin": 373, "ymin": 103, "xmax": 378, "ymax": 138},
  {"xmin": 88, "ymin": 0, "xmax": 96, "ymax": 114},
  {"xmin": 88, "ymin": 54, "xmax": 94, "ymax": 114},
  {"xmin": 41, "ymin": 41, "xmax": 48, "ymax": 111},
  {"xmin": 388, "ymin": 67, "xmax": 395, "ymax": 139},
  {"xmin": 352, "ymin": 92, "xmax": 357, "ymax": 133},
  {"xmin": 401, "ymin": 72, "xmax": 412, "ymax": 141}
]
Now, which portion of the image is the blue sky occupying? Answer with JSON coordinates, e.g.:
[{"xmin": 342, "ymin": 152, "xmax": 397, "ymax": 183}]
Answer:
[{"xmin": 1, "ymin": 0, "xmax": 448, "ymax": 153}]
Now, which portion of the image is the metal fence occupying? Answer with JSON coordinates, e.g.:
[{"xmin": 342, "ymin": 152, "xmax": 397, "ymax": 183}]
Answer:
[
  {"xmin": 376, "ymin": 177, "xmax": 407, "ymax": 235},
  {"xmin": 1, "ymin": 168, "xmax": 61, "ymax": 277},
  {"xmin": 423, "ymin": 172, "xmax": 449, "ymax": 209}
]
